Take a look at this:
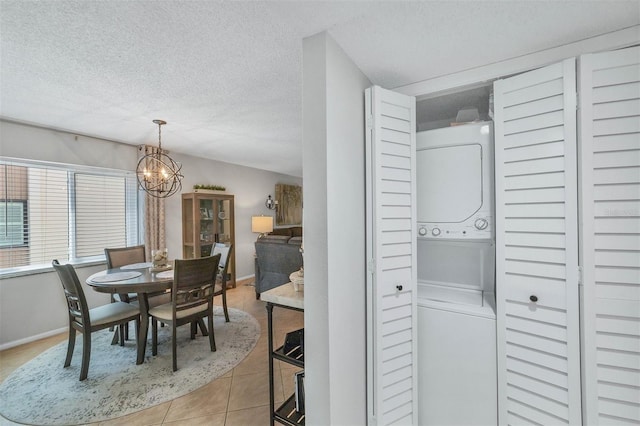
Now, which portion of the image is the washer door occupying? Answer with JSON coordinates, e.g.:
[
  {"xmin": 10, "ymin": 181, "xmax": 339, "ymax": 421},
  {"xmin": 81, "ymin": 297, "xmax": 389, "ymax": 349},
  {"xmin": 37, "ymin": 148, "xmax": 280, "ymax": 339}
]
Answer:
[{"xmin": 417, "ymin": 143, "xmax": 483, "ymax": 223}]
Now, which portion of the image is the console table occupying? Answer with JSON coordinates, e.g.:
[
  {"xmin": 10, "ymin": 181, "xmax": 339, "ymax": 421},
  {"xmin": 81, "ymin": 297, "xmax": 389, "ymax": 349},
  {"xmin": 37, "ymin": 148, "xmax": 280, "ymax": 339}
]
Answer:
[{"xmin": 262, "ymin": 284, "xmax": 304, "ymax": 426}]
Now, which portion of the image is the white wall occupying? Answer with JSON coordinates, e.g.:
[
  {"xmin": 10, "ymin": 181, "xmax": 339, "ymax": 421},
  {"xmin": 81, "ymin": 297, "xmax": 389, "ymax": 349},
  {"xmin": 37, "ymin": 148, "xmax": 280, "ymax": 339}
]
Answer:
[
  {"xmin": 0, "ymin": 120, "xmax": 300, "ymax": 348},
  {"xmin": 303, "ymin": 32, "xmax": 371, "ymax": 425}
]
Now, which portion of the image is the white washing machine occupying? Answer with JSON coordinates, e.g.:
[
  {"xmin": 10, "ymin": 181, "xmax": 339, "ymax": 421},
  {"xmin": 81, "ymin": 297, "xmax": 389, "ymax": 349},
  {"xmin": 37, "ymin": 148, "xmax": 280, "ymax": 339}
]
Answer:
[
  {"xmin": 417, "ymin": 239, "xmax": 497, "ymax": 426},
  {"xmin": 418, "ymin": 292, "xmax": 497, "ymax": 426}
]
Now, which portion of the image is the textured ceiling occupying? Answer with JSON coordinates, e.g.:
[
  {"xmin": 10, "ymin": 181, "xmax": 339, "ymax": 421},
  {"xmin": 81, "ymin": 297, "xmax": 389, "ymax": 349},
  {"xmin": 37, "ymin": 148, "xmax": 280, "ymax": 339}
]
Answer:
[{"xmin": 1, "ymin": 1, "xmax": 638, "ymax": 177}]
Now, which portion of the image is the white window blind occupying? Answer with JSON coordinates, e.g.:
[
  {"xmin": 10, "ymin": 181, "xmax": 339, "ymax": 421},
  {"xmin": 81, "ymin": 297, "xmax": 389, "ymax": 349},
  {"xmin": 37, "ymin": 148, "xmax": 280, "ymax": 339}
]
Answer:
[
  {"xmin": 75, "ymin": 174, "xmax": 127, "ymax": 258},
  {"xmin": 0, "ymin": 159, "xmax": 138, "ymax": 274}
]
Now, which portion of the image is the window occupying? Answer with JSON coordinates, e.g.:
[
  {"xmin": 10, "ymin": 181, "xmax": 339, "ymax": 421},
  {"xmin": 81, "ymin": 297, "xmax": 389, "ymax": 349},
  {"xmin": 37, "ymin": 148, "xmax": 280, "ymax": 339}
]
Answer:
[
  {"xmin": 0, "ymin": 159, "xmax": 139, "ymax": 275},
  {"xmin": 0, "ymin": 201, "xmax": 28, "ymax": 247}
]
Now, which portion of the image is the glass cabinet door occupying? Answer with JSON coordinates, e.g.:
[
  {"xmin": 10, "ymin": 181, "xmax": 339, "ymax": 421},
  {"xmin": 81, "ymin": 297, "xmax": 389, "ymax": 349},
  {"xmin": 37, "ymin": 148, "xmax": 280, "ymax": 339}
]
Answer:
[
  {"xmin": 216, "ymin": 199, "xmax": 232, "ymax": 243},
  {"xmin": 182, "ymin": 197, "xmax": 195, "ymax": 258},
  {"xmin": 199, "ymin": 198, "xmax": 214, "ymax": 256}
]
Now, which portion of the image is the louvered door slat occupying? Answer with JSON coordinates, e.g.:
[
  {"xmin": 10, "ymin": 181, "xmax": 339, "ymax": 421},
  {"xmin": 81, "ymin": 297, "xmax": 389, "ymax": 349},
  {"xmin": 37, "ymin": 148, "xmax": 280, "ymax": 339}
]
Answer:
[
  {"xmin": 596, "ymin": 282, "xmax": 640, "ymax": 300},
  {"xmin": 598, "ymin": 400, "xmax": 640, "ymax": 424},
  {"xmin": 495, "ymin": 58, "xmax": 582, "ymax": 425},
  {"xmin": 506, "ymin": 329, "xmax": 568, "ymax": 358},
  {"xmin": 507, "ymin": 384, "xmax": 570, "ymax": 421},
  {"xmin": 506, "ymin": 356, "xmax": 569, "ymax": 389},
  {"xmin": 593, "ymin": 81, "xmax": 640, "ymax": 103},
  {"xmin": 505, "ymin": 315, "xmax": 568, "ymax": 342},
  {"xmin": 503, "ymin": 126, "xmax": 565, "ymax": 148},
  {"xmin": 506, "ymin": 398, "xmax": 569, "ymax": 425},
  {"xmin": 506, "ymin": 370, "xmax": 570, "ymax": 404},
  {"xmin": 504, "ymin": 172, "xmax": 566, "ymax": 191},
  {"xmin": 594, "ymin": 133, "xmax": 640, "ymax": 151},
  {"xmin": 596, "ymin": 332, "xmax": 640, "ymax": 354},
  {"xmin": 504, "ymin": 140, "xmax": 566, "ymax": 162},
  {"xmin": 366, "ymin": 86, "xmax": 417, "ymax": 426},
  {"xmin": 596, "ymin": 346, "xmax": 640, "ymax": 369},
  {"xmin": 580, "ymin": 45, "xmax": 640, "ymax": 425},
  {"xmin": 598, "ymin": 364, "xmax": 640, "ymax": 387}
]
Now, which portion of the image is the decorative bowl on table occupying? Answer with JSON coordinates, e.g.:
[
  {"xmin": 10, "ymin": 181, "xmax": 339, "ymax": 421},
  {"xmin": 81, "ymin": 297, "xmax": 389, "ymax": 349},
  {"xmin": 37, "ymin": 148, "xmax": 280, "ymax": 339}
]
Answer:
[
  {"xmin": 150, "ymin": 249, "xmax": 171, "ymax": 272},
  {"xmin": 289, "ymin": 269, "xmax": 304, "ymax": 292}
]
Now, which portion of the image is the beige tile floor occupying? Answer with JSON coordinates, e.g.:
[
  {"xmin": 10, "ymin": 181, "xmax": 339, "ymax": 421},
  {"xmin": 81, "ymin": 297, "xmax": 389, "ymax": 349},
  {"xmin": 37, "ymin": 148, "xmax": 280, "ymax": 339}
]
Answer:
[{"xmin": 0, "ymin": 280, "xmax": 304, "ymax": 426}]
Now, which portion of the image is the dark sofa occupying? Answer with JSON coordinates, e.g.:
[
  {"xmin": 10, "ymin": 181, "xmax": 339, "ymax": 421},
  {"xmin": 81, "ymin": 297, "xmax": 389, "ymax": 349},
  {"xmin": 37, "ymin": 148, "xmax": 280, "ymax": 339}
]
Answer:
[{"xmin": 254, "ymin": 228, "xmax": 303, "ymax": 299}]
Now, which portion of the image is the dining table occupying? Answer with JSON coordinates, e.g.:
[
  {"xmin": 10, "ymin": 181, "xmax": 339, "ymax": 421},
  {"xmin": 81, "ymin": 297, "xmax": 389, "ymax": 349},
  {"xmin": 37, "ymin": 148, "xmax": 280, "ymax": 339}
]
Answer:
[{"xmin": 86, "ymin": 263, "xmax": 173, "ymax": 365}]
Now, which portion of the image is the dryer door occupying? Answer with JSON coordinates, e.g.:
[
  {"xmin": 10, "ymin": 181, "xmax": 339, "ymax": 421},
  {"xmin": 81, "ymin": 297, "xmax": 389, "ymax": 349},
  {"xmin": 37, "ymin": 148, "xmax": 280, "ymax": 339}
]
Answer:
[{"xmin": 416, "ymin": 143, "xmax": 482, "ymax": 223}]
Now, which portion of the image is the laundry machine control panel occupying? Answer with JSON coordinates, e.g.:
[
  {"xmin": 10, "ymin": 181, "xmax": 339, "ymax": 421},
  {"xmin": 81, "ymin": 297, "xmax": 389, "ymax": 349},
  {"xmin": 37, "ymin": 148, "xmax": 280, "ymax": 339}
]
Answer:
[{"xmin": 418, "ymin": 215, "xmax": 493, "ymax": 240}]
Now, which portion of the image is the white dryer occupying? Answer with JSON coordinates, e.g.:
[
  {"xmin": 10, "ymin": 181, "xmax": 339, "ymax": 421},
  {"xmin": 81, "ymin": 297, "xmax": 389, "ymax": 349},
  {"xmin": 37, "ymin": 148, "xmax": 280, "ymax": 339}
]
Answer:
[{"xmin": 416, "ymin": 122, "xmax": 494, "ymax": 240}]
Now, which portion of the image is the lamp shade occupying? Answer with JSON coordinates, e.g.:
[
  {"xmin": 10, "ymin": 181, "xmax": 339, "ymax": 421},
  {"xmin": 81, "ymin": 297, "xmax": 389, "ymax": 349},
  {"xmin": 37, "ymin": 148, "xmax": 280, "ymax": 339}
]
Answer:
[{"xmin": 252, "ymin": 216, "xmax": 273, "ymax": 234}]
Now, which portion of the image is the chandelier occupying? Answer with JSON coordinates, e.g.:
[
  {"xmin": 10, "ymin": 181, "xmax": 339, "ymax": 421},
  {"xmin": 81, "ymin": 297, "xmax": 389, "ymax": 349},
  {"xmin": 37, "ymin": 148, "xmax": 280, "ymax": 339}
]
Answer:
[{"xmin": 136, "ymin": 119, "xmax": 183, "ymax": 198}]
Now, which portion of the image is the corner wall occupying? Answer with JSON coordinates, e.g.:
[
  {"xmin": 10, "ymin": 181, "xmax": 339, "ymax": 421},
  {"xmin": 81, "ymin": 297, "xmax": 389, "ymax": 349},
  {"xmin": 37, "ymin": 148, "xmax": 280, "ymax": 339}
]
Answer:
[{"xmin": 303, "ymin": 31, "xmax": 371, "ymax": 425}]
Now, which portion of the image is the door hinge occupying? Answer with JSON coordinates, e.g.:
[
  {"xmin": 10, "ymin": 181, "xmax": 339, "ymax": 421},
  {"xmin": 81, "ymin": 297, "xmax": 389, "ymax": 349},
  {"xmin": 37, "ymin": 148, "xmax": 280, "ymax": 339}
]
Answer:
[
  {"xmin": 577, "ymin": 265, "xmax": 583, "ymax": 285},
  {"xmin": 366, "ymin": 114, "xmax": 373, "ymax": 129},
  {"xmin": 367, "ymin": 259, "xmax": 375, "ymax": 274}
]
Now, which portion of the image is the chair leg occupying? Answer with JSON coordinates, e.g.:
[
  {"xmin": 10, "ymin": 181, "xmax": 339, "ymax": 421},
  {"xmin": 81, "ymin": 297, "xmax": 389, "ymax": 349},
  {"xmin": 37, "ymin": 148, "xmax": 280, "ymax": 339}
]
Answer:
[
  {"xmin": 222, "ymin": 291, "xmax": 230, "ymax": 323},
  {"xmin": 152, "ymin": 318, "xmax": 158, "ymax": 356},
  {"xmin": 111, "ymin": 327, "xmax": 120, "ymax": 345},
  {"xmin": 124, "ymin": 322, "xmax": 130, "ymax": 341},
  {"xmin": 190, "ymin": 321, "xmax": 197, "ymax": 339},
  {"xmin": 134, "ymin": 317, "xmax": 140, "ymax": 354},
  {"xmin": 119, "ymin": 324, "xmax": 125, "ymax": 347},
  {"xmin": 208, "ymin": 313, "xmax": 216, "ymax": 352},
  {"xmin": 64, "ymin": 327, "xmax": 76, "ymax": 367},
  {"xmin": 172, "ymin": 325, "xmax": 178, "ymax": 372},
  {"xmin": 80, "ymin": 331, "xmax": 91, "ymax": 381},
  {"xmin": 197, "ymin": 318, "xmax": 208, "ymax": 336}
]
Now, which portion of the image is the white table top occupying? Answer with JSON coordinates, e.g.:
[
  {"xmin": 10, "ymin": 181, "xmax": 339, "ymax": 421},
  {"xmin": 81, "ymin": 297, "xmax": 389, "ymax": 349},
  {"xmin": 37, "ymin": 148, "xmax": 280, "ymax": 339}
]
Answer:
[{"xmin": 261, "ymin": 283, "xmax": 304, "ymax": 310}]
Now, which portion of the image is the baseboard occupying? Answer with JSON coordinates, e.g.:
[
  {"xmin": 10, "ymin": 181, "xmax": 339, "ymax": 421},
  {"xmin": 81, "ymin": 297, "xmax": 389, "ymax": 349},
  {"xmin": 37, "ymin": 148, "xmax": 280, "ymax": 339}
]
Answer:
[
  {"xmin": 0, "ymin": 327, "xmax": 67, "ymax": 351},
  {"xmin": 236, "ymin": 274, "xmax": 255, "ymax": 286}
]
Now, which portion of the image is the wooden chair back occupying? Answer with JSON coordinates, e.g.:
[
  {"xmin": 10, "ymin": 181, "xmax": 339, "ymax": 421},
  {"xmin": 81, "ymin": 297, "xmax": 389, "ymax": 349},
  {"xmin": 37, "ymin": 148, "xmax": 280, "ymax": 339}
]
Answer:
[
  {"xmin": 104, "ymin": 245, "xmax": 146, "ymax": 269},
  {"xmin": 52, "ymin": 260, "xmax": 90, "ymax": 329},
  {"xmin": 172, "ymin": 254, "xmax": 221, "ymax": 317}
]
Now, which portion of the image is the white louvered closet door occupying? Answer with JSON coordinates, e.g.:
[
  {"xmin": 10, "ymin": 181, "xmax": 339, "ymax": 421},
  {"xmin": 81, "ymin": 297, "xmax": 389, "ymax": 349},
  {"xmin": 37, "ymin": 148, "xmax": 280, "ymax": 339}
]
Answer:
[
  {"xmin": 579, "ymin": 46, "xmax": 640, "ymax": 425},
  {"xmin": 365, "ymin": 85, "xmax": 417, "ymax": 426},
  {"xmin": 494, "ymin": 58, "xmax": 582, "ymax": 425}
]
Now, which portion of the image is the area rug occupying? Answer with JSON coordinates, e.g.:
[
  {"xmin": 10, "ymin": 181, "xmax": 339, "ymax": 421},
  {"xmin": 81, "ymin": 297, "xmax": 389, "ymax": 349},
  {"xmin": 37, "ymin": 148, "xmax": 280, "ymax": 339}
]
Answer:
[{"xmin": 0, "ymin": 307, "xmax": 260, "ymax": 425}]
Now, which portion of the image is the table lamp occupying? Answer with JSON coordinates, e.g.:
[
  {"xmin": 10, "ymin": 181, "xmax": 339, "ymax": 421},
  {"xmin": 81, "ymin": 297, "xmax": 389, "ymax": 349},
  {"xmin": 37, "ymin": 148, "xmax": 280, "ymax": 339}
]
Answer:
[{"xmin": 252, "ymin": 215, "xmax": 273, "ymax": 239}]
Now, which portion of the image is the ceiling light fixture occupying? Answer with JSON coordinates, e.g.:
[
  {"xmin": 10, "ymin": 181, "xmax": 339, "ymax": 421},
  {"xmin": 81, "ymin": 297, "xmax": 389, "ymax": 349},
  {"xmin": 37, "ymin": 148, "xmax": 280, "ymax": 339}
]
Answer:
[{"xmin": 136, "ymin": 119, "xmax": 183, "ymax": 198}]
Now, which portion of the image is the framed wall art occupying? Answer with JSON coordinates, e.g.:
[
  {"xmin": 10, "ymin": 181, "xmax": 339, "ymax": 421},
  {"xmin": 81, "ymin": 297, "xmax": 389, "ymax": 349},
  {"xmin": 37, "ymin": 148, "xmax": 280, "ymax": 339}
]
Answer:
[{"xmin": 275, "ymin": 183, "xmax": 302, "ymax": 226}]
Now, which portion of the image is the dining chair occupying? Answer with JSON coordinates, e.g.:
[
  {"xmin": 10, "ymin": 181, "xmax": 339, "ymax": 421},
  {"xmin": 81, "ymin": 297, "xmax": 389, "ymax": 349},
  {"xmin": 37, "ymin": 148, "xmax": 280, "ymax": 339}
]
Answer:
[
  {"xmin": 104, "ymin": 245, "xmax": 146, "ymax": 303},
  {"xmin": 104, "ymin": 245, "xmax": 145, "ymax": 344},
  {"xmin": 148, "ymin": 254, "xmax": 221, "ymax": 371},
  {"xmin": 105, "ymin": 245, "xmax": 171, "ymax": 344},
  {"xmin": 192, "ymin": 243, "xmax": 232, "ymax": 336},
  {"xmin": 212, "ymin": 243, "xmax": 233, "ymax": 322},
  {"xmin": 52, "ymin": 260, "xmax": 141, "ymax": 381}
]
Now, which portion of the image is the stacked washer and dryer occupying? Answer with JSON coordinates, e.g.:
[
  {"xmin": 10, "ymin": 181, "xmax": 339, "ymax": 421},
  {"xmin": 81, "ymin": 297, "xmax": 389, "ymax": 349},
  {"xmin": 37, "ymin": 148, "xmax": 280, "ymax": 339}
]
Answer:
[{"xmin": 416, "ymin": 121, "xmax": 498, "ymax": 425}]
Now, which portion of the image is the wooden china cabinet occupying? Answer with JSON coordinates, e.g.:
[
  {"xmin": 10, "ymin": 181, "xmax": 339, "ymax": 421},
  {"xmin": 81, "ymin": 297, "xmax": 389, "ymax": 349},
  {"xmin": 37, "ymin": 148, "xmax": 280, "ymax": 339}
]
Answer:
[{"xmin": 182, "ymin": 191, "xmax": 236, "ymax": 287}]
